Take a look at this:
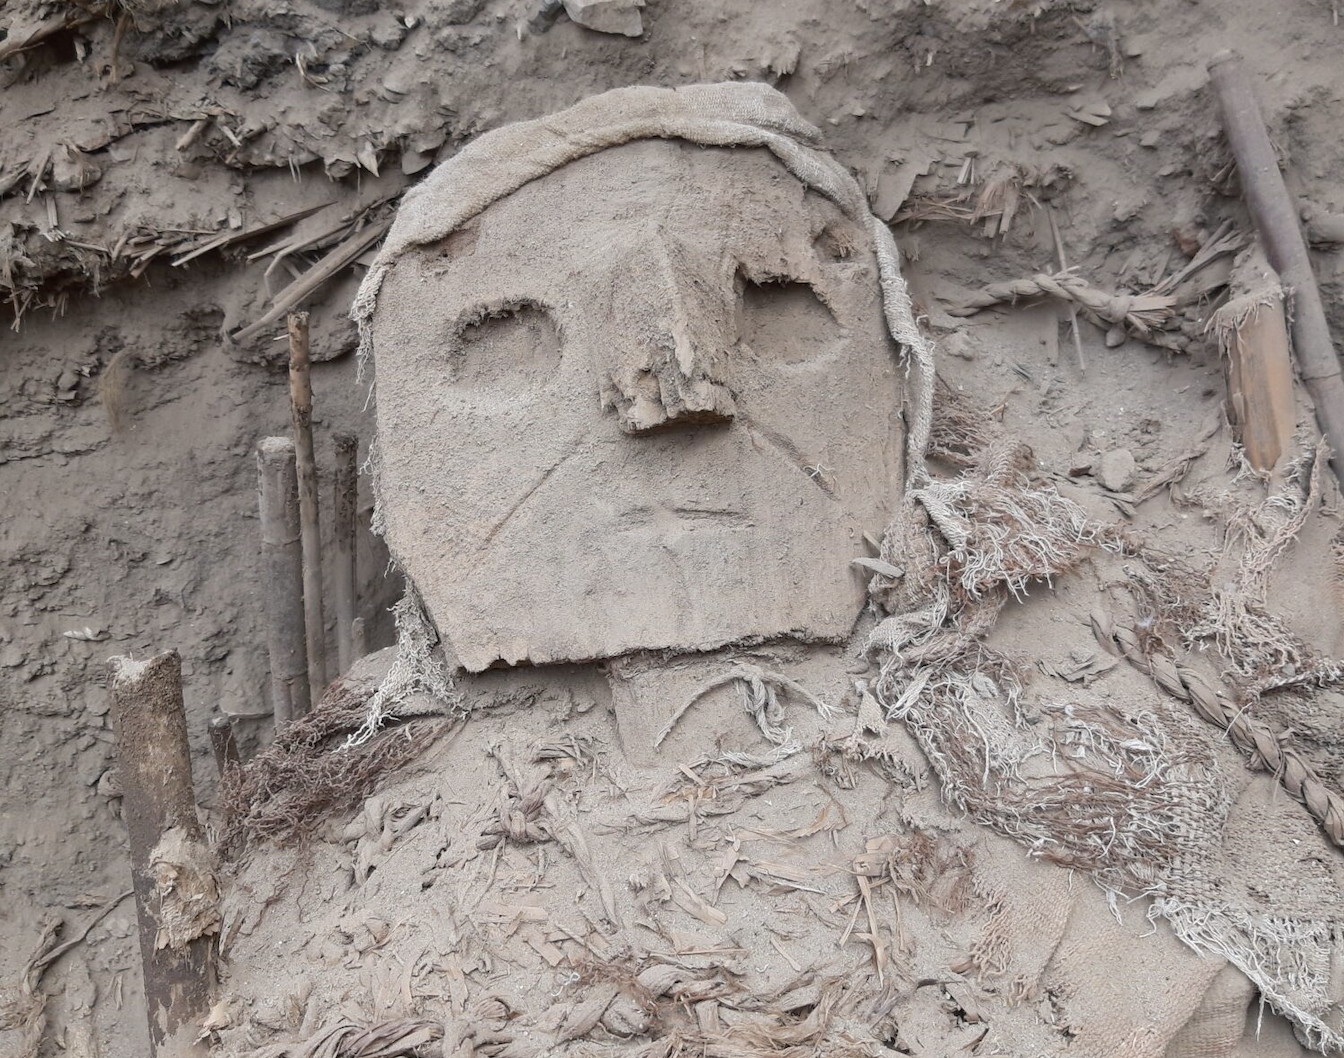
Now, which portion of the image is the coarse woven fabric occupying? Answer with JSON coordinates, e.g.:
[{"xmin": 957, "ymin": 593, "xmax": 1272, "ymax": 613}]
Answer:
[{"xmin": 866, "ymin": 426, "xmax": 1344, "ymax": 1053}]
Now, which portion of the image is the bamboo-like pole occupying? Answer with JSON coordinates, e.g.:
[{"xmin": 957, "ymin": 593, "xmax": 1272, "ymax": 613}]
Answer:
[
  {"xmin": 1209, "ymin": 52, "xmax": 1344, "ymax": 487},
  {"xmin": 256, "ymin": 437, "xmax": 310, "ymax": 727},
  {"xmin": 333, "ymin": 433, "xmax": 359, "ymax": 672},
  {"xmin": 108, "ymin": 651, "xmax": 213, "ymax": 1057},
  {"xmin": 288, "ymin": 312, "xmax": 327, "ymax": 707}
]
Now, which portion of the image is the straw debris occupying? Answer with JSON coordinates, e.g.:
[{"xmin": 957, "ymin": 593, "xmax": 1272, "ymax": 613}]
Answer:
[{"xmin": 220, "ymin": 679, "xmax": 447, "ymax": 849}]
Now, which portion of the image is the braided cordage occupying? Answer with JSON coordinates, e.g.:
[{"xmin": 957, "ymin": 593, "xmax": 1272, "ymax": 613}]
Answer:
[
  {"xmin": 1089, "ymin": 610, "xmax": 1344, "ymax": 846},
  {"xmin": 949, "ymin": 271, "xmax": 1175, "ymax": 334}
]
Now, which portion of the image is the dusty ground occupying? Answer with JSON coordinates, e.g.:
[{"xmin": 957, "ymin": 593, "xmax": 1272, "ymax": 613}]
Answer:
[{"xmin": 4, "ymin": 0, "xmax": 1344, "ymax": 1055}]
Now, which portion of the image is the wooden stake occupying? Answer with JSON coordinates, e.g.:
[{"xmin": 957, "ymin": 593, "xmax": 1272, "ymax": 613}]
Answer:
[
  {"xmin": 1210, "ymin": 52, "xmax": 1344, "ymax": 487},
  {"xmin": 288, "ymin": 312, "xmax": 327, "ymax": 708},
  {"xmin": 1047, "ymin": 209, "xmax": 1086, "ymax": 373},
  {"xmin": 1214, "ymin": 261, "xmax": 1295, "ymax": 472},
  {"xmin": 208, "ymin": 715, "xmax": 240, "ymax": 779},
  {"xmin": 351, "ymin": 616, "xmax": 367, "ymax": 661},
  {"xmin": 256, "ymin": 436, "xmax": 310, "ymax": 727},
  {"xmin": 1224, "ymin": 300, "xmax": 1294, "ymax": 470},
  {"xmin": 333, "ymin": 433, "xmax": 359, "ymax": 672},
  {"xmin": 108, "ymin": 651, "xmax": 213, "ymax": 1058}
]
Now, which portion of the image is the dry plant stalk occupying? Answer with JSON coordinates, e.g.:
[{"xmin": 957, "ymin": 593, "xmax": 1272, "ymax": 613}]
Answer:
[
  {"xmin": 288, "ymin": 311, "xmax": 327, "ymax": 709},
  {"xmin": 972, "ymin": 164, "xmax": 1023, "ymax": 237},
  {"xmin": 233, "ymin": 217, "xmax": 392, "ymax": 345},
  {"xmin": 895, "ymin": 191, "xmax": 975, "ymax": 224}
]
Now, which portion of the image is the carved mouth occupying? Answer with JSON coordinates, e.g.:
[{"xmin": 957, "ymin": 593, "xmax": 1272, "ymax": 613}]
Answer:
[{"xmin": 616, "ymin": 505, "xmax": 757, "ymax": 531}]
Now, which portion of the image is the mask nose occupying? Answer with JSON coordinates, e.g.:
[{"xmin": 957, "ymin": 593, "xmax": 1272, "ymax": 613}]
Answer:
[{"xmin": 599, "ymin": 233, "xmax": 737, "ymax": 434}]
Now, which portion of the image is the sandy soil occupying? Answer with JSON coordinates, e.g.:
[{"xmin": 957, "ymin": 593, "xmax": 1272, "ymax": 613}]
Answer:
[{"xmin": 4, "ymin": 0, "xmax": 1344, "ymax": 1055}]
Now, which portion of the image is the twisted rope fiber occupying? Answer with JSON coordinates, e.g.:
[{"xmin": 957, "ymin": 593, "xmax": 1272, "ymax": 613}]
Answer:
[
  {"xmin": 1089, "ymin": 609, "xmax": 1344, "ymax": 847},
  {"xmin": 949, "ymin": 270, "xmax": 1175, "ymax": 334}
]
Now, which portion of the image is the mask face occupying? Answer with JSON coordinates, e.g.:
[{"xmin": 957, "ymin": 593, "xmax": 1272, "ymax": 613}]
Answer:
[{"xmin": 371, "ymin": 139, "xmax": 904, "ymax": 672}]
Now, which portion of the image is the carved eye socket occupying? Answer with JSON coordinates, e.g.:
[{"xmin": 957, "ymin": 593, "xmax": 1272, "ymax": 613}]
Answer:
[
  {"xmin": 735, "ymin": 276, "xmax": 837, "ymax": 366},
  {"xmin": 447, "ymin": 300, "xmax": 561, "ymax": 391}
]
